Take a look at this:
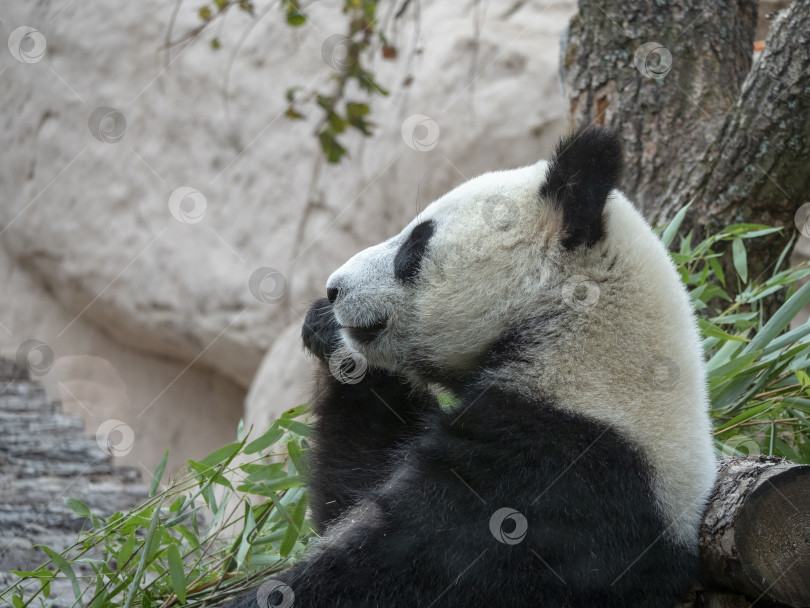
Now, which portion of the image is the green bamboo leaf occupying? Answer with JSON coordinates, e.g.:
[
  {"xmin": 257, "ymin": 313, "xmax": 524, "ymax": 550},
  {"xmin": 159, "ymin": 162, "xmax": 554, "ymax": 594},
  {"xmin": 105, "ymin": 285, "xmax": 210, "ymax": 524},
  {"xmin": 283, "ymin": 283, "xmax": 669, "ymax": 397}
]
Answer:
[
  {"xmin": 150, "ymin": 449, "xmax": 169, "ymax": 497},
  {"xmin": 660, "ymin": 203, "xmax": 691, "ymax": 249},
  {"xmin": 706, "ymin": 352, "xmax": 759, "ymax": 381},
  {"xmin": 63, "ymin": 497, "xmax": 91, "ymax": 518},
  {"xmin": 175, "ymin": 525, "xmax": 201, "ymax": 551},
  {"xmin": 117, "ymin": 531, "xmax": 136, "ymax": 566},
  {"xmin": 739, "ymin": 227, "xmax": 783, "ymax": 238},
  {"xmin": 197, "ymin": 442, "xmax": 241, "ymax": 467},
  {"xmin": 280, "ymin": 494, "xmax": 308, "ymax": 557},
  {"xmin": 287, "ymin": 440, "xmax": 308, "ymax": 477},
  {"xmin": 745, "ymin": 281, "xmax": 810, "ymax": 354},
  {"xmin": 167, "ymin": 544, "xmax": 187, "ymax": 604},
  {"xmin": 707, "ymin": 254, "xmax": 726, "ymax": 286},
  {"xmin": 732, "ymin": 237, "xmax": 747, "ymax": 283},
  {"xmin": 123, "ymin": 497, "xmax": 163, "ymax": 608},
  {"xmin": 715, "ymin": 401, "xmax": 776, "ymax": 432},
  {"xmin": 281, "ymin": 403, "xmax": 309, "ymax": 419},
  {"xmin": 245, "ymin": 426, "xmax": 284, "ymax": 454},
  {"xmin": 697, "ymin": 317, "xmax": 749, "ymax": 342},
  {"xmin": 277, "ymin": 418, "xmax": 311, "ymax": 437},
  {"xmin": 39, "ymin": 546, "xmax": 81, "ymax": 601},
  {"xmin": 773, "ymin": 232, "xmax": 797, "ymax": 277},
  {"xmin": 236, "ymin": 504, "xmax": 256, "ymax": 568}
]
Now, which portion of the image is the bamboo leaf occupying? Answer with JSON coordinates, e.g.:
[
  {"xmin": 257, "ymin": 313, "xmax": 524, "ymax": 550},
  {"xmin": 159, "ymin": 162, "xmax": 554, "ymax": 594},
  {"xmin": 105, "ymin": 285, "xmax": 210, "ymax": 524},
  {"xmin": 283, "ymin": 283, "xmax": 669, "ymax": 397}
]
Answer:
[
  {"xmin": 150, "ymin": 449, "xmax": 169, "ymax": 497},
  {"xmin": 661, "ymin": 202, "xmax": 691, "ymax": 249},
  {"xmin": 39, "ymin": 546, "xmax": 81, "ymax": 601},
  {"xmin": 745, "ymin": 281, "xmax": 810, "ymax": 354},
  {"xmin": 732, "ymin": 237, "xmax": 747, "ymax": 283},
  {"xmin": 245, "ymin": 426, "xmax": 284, "ymax": 454},
  {"xmin": 167, "ymin": 544, "xmax": 187, "ymax": 604}
]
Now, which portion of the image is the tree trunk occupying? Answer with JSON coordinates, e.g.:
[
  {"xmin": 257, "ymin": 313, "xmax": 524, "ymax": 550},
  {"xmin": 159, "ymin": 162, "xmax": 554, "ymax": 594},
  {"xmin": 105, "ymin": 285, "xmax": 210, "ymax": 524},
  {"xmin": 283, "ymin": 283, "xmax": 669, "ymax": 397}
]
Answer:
[
  {"xmin": 561, "ymin": 0, "xmax": 810, "ymax": 286},
  {"xmin": 698, "ymin": 456, "xmax": 810, "ymax": 607}
]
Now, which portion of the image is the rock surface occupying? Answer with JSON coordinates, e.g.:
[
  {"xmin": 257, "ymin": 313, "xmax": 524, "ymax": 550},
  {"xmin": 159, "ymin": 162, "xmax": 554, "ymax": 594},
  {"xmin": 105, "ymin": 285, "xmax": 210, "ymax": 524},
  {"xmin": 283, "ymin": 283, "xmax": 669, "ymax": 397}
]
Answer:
[
  {"xmin": 0, "ymin": 358, "xmax": 148, "ymax": 606},
  {"xmin": 0, "ymin": 0, "xmax": 574, "ymax": 392},
  {"xmin": 0, "ymin": 246, "xmax": 244, "ymax": 476}
]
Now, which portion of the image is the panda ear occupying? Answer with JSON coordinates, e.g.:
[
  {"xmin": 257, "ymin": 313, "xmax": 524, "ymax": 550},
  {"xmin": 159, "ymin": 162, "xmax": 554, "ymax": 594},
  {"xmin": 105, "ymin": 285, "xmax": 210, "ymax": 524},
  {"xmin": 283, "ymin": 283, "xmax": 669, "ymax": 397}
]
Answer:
[{"xmin": 539, "ymin": 126, "xmax": 623, "ymax": 250}]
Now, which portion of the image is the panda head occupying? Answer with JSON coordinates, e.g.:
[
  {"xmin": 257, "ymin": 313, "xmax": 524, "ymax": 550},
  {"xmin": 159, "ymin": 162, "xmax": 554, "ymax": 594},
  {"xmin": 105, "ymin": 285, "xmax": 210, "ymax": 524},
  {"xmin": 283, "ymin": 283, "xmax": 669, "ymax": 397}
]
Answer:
[
  {"xmin": 326, "ymin": 127, "xmax": 715, "ymax": 543},
  {"xmin": 326, "ymin": 127, "xmax": 625, "ymax": 388}
]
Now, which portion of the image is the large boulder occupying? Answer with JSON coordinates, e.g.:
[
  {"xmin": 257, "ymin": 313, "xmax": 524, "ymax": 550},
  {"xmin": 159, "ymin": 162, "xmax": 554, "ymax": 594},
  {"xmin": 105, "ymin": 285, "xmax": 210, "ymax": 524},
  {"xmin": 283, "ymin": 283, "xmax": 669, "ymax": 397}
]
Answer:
[{"xmin": 1, "ymin": 0, "xmax": 573, "ymax": 392}]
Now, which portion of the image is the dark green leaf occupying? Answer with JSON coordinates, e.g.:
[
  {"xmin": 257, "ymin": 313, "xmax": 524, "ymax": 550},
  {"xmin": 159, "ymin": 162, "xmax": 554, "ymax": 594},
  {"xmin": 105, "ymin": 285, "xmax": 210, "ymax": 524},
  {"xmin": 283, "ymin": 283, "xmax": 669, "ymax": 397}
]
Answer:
[
  {"xmin": 245, "ymin": 426, "xmax": 284, "ymax": 454},
  {"xmin": 150, "ymin": 449, "xmax": 169, "ymax": 497},
  {"xmin": 167, "ymin": 544, "xmax": 187, "ymax": 604},
  {"xmin": 732, "ymin": 237, "xmax": 747, "ymax": 283}
]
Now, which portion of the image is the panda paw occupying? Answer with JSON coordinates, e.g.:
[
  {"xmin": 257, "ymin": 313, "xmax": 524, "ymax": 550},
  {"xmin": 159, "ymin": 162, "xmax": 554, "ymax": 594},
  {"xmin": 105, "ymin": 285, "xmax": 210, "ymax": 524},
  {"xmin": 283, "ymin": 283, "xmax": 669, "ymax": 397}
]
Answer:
[{"xmin": 302, "ymin": 298, "xmax": 342, "ymax": 363}]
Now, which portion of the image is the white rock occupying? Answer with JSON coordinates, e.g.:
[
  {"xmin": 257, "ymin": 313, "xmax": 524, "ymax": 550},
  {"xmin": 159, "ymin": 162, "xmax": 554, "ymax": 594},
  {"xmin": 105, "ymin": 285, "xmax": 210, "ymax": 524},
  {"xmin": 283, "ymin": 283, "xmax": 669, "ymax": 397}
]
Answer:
[
  {"xmin": 0, "ymin": 246, "xmax": 244, "ymax": 476},
  {"xmin": 1, "ymin": 0, "xmax": 573, "ymax": 397}
]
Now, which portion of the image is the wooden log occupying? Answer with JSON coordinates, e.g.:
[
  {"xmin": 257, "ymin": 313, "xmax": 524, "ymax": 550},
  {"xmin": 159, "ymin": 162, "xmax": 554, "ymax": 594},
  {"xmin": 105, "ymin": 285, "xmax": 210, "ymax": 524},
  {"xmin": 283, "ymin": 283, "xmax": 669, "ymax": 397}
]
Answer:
[{"xmin": 699, "ymin": 456, "xmax": 810, "ymax": 606}]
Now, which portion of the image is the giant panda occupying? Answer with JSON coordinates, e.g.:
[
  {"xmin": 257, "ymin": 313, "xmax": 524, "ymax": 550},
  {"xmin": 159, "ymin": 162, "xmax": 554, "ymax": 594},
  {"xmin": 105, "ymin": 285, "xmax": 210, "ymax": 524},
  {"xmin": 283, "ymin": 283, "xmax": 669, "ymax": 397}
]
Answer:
[{"xmin": 226, "ymin": 127, "xmax": 717, "ymax": 608}]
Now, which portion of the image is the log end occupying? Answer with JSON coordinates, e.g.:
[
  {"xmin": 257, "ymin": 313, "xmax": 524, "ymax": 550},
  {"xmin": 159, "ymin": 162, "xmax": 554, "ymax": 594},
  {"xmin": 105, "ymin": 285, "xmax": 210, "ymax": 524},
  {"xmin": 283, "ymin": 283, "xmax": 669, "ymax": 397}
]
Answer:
[{"xmin": 736, "ymin": 465, "xmax": 810, "ymax": 606}]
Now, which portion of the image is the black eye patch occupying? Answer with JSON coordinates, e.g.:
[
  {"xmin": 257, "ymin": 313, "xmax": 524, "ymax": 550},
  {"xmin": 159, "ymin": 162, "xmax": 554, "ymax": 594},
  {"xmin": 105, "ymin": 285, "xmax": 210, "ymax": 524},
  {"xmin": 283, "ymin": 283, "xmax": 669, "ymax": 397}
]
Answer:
[{"xmin": 394, "ymin": 220, "xmax": 435, "ymax": 283}]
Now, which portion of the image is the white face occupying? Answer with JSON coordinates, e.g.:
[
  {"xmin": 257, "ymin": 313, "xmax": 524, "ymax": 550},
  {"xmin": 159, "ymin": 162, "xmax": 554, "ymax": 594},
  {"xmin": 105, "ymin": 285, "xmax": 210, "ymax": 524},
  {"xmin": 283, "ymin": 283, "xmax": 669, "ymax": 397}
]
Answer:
[{"xmin": 326, "ymin": 161, "xmax": 564, "ymax": 382}]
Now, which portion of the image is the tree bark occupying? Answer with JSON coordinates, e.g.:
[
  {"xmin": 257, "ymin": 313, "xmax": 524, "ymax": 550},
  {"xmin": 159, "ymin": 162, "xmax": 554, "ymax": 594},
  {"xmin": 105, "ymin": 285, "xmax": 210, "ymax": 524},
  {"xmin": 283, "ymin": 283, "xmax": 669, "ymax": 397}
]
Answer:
[
  {"xmin": 561, "ymin": 0, "xmax": 810, "ymax": 285},
  {"xmin": 698, "ymin": 456, "xmax": 810, "ymax": 607}
]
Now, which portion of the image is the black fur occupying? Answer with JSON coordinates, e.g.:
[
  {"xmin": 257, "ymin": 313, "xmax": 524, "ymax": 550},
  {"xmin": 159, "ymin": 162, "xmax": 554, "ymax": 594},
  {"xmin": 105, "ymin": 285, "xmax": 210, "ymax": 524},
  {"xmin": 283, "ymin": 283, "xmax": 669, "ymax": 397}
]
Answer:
[
  {"xmin": 301, "ymin": 298, "xmax": 440, "ymax": 529},
  {"xmin": 394, "ymin": 220, "xmax": 435, "ymax": 283},
  {"xmin": 301, "ymin": 297, "xmax": 342, "ymax": 362},
  {"xmin": 539, "ymin": 126, "xmax": 623, "ymax": 250},
  {"xmin": 223, "ymin": 301, "xmax": 696, "ymax": 608}
]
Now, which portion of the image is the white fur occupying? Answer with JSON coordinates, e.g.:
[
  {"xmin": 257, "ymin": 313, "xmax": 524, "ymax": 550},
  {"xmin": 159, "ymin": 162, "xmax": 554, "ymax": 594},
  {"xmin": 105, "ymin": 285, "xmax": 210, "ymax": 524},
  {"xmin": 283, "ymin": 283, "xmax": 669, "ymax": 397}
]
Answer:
[{"xmin": 327, "ymin": 161, "xmax": 717, "ymax": 546}]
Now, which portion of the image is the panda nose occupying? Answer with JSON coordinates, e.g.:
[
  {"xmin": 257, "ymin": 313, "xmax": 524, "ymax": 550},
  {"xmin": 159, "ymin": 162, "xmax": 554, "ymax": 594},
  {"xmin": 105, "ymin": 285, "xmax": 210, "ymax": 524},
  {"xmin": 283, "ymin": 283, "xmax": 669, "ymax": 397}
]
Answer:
[{"xmin": 327, "ymin": 286, "xmax": 339, "ymax": 305}]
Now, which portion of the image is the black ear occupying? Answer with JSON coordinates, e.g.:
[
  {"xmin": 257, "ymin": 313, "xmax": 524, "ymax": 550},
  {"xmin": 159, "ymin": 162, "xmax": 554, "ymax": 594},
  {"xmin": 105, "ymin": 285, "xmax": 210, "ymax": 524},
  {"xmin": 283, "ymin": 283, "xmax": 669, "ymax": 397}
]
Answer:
[{"xmin": 539, "ymin": 126, "xmax": 623, "ymax": 250}]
